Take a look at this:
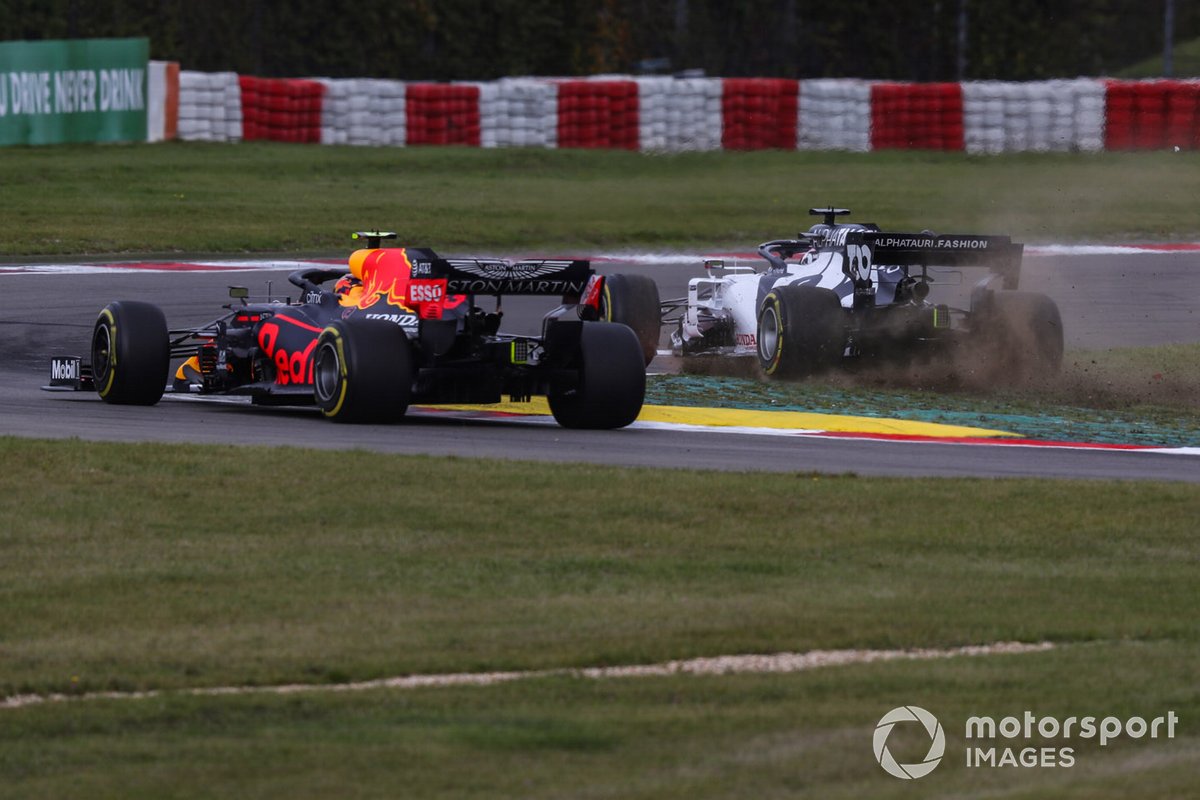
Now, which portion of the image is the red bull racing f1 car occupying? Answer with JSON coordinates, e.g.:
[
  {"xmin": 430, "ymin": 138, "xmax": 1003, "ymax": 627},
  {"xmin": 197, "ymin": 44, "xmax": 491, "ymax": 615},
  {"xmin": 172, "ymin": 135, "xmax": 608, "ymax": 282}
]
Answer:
[
  {"xmin": 47, "ymin": 232, "xmax": 651, "ymax": 428},
  {"xmin": 647, "ymin": 208, "xmax": 1063, "ymax": 380}
]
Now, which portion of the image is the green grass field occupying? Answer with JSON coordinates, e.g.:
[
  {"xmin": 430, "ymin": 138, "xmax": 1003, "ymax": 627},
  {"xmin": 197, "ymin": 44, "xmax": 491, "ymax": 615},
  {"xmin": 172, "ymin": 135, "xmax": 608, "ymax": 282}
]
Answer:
[
  {"xmin": 1, "ymin": 144, "xmax": 1199, "ymax": 256},
  {"xmin": 5, "ymin": 439, "xmax": 1198, "ymax": 695},
  {"xmin": 3, "ymin": 144, "xmax": 1198, "ymax": 797},
  {"xmin": 3, "ymin": 643, "xmax": 1197, "ymax": 800},
  {"xmin": 1, "ymin": 438, "xmax": 1198, "ymax": 797}
]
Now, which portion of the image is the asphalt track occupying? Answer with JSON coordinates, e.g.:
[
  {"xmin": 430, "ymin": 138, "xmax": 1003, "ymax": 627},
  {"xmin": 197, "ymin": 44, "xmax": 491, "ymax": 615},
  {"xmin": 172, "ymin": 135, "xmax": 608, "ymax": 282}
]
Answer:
[{"xmin": 2, "ymin": 251, "xmax": 1198, "ymax": 482}]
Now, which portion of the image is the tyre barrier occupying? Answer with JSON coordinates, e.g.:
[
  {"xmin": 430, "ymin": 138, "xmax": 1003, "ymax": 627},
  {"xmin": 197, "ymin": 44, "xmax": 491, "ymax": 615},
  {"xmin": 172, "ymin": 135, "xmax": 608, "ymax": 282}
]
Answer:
[
  {"xmin": 166, "ymin": 70, "xmax": 1200, "ymax": 154},
  {"xmin": 871, "ymin": 82, "xmax": 964, "ymax": 151},
  {"xmin": 406, "ymin": 83, "xmax": 480, "ymax": 147},
  {"xmin": 721, "ymin": 78, "xmax": 798, "ymax": 150},
  {"xmin": 963, "ymin": 79, "xmax": 1105, "ymax": 154},
  {"xmin": 239, "ymin": 77, "xmax": 323, "ymax": 143},
  {"xmin": 177, "ymin": 70, "xmax": 241, "ymax": 142},
  {"xmin": 1105, "ymin": 79, "xmax": 1200, "ymax": 151},
  {"xmin": 556, "ymin": 80, "xmax": 639, "ymax": 150},
  {"xmin": 797, "ymin": 79, "xmax": 872, "ymax": 152},
  {"xmin": 318, "ymin": 78, "xmax": 407, "ymax": 146},
  {"xmin": 477, "ymin": 78, "xmax": 557, "ymax": 148},
  {"xmin": 636, "ymin": 76, "xmax": 722, "ymax": 151}
]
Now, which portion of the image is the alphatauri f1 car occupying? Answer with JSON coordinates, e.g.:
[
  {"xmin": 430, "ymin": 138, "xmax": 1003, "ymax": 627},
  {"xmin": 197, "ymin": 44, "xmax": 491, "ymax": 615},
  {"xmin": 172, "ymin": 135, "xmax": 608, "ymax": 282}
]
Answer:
[
  {"xmin": 643, "ymin": 208, "xmax": 1063, "ymax": 379},
  {"xmin": 46, "ymin": 232, "xmax": 659, "ymax": 428}
]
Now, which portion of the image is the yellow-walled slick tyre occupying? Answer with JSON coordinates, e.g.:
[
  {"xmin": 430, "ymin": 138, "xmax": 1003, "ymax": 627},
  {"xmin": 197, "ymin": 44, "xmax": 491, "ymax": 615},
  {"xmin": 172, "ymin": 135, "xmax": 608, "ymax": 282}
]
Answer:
[
  {"xmin": 313, "ymin": 319, "xmax": 413, "ymax": 423},
  {"xmin": 601, "ymin": 272, "xmax": 661, "ymax": 367},
  {"xmin": 91, "ymin": 301, "xmax": 169, "ymax": 405},
  {"xmin": 756, "ymin": 285, "xmax": 843, "ymax": 379},
  {"xmin": 548, "ymin": 321, "xmax": 645, "ymax": 429}
]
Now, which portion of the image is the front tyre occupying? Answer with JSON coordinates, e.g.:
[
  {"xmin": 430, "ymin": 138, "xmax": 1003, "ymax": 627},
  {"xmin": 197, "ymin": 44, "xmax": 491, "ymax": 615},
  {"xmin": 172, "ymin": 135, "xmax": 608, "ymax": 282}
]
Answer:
[
  {"xmin": 601, "ymin": 273, "xmax": 661, "ymax": 366},
  {"xmin": 548, "ymin": 322, "xmax": 645, "ymax": 429},
  {"xmin": 313, "ymin": 319, "xmax": 413, "ymax": 423},
  {"xmin": 92, "ymin": 300, "xmax": 169, "ymax": 405},
  {"xmin": 757, "ymin": 285, "xmax": 843, "ymax": 379}
]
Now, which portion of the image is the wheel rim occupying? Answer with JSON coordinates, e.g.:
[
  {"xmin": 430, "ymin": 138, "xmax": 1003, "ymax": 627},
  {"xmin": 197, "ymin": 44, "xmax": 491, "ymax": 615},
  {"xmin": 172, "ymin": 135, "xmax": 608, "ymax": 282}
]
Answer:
[
  {"xmin": 758, "ymin": 304, "xmax": 779, "ymax": 362},
  {"xmin": 313, "ymin": 340, "xmax": 341, "ymax": 403},
  {"xmin": 92, "ymin": 323, "xmax": 113, "ymax": 383}
]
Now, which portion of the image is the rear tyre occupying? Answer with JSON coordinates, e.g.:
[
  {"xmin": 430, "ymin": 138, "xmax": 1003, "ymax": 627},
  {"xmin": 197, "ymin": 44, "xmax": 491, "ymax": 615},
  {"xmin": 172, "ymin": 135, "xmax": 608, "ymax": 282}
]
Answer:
[
  {"xmin": 601, "ymin": 273, "xmax": 661, "ymax": 366},
  {"xmin": 313, "ymin": 319, "xmax": 413, "ymax": 423},
  {"xmin": 756, "ymin": 285, "xmax": 843, "ymax": 379},
  {"xmin": 92, "ymin": 300, "xmax": 169, "ymax": 405},
  {"xmin": 975, "ymin": 291, "xmax": 1063, "ymax": 382},
  {"xmin": 548, "ymin": 322, "xmax": 645, "ymax": 429}
]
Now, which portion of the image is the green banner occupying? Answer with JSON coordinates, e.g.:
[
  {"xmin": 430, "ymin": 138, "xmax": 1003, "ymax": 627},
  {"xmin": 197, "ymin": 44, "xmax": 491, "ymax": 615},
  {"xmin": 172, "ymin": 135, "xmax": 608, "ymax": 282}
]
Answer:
[{"xmin": 0, "ymin": 38, "xmax": 148, "ymax": 146}]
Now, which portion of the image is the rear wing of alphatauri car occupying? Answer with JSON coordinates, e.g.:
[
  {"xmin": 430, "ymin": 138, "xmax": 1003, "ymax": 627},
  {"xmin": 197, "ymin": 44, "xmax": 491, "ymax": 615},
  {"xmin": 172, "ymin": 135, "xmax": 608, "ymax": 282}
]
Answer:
[{"xmin": 843, "ymin": 231, "xmax": 1024, "ymax": 290}]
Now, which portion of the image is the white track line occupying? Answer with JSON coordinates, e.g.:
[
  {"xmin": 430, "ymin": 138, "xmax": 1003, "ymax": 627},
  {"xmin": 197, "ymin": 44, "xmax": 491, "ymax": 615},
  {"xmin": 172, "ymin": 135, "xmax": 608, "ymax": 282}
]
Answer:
[
  {"xmin": 593, "ymin": 244, "xmax": 1200, "ymax": 265},
  {"xmin": 1, "ymin": 641, "xmax": 1053, "ymax": 710},
  {"xmin": 3, "ymin": 243, "xmax": 1197, "ymax": 276}
]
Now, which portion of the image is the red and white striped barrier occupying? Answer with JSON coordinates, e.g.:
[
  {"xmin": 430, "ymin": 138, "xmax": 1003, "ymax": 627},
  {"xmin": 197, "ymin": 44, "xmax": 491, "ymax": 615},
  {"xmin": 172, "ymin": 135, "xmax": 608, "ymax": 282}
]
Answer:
[{"xmin": 162, "ymin": 70, "xmax": 1200, "ymax": 154}]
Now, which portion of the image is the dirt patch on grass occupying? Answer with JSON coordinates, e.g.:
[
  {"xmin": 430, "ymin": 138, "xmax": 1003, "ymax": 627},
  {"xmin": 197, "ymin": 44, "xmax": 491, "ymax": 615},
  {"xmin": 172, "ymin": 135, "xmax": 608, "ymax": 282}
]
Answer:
[{"xmin": 679, "ymin": 343, "xmax": 1200, "ymax": 413}]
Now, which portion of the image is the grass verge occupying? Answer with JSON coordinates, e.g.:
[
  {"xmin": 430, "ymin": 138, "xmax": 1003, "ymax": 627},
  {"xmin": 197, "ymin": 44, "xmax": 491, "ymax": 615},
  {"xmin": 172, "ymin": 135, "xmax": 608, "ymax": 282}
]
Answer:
[
  {"xmin": 2, "ymin": 438, "xmax": 1197, "ymax": 797},
  {"xmin": 1, "ymin": 437, "xmax": 1197, "ymax": 699},
  {"xmin": 2, "ymin": 145, "xmax": 1200, "ymax": 256},
  {"xmin": 1, "ymin": 643, "xmax": 1196, "ymax": 799}
]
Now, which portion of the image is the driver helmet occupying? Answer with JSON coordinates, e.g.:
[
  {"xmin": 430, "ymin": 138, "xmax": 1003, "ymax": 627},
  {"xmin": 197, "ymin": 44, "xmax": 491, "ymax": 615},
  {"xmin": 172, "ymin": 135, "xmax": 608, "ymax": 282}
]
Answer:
[{"xmin": 334, "ymin": 275, "xmax": 357, "ymax": 295}]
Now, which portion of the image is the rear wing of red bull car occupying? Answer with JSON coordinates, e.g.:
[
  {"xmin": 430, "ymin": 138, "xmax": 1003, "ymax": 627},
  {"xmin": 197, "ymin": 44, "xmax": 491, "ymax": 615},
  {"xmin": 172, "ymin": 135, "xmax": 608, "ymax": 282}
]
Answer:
[
  {"xmin": 349, "ymin": 230, "xmax": 596, "ymax": 301},
  {"xmin": 422, "ymin": 257, "xmax": 594, "ymax": 297}
]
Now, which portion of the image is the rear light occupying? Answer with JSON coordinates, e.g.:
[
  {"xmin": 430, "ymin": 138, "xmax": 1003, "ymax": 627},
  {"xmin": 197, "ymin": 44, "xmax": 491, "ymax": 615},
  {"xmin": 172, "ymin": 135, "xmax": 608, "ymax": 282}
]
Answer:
[{"xmin": 579, "ymin": 274, "xmax": 605, "ymax": 320}]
